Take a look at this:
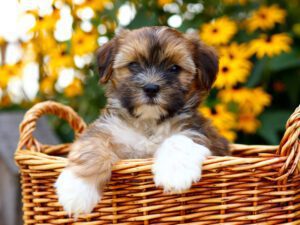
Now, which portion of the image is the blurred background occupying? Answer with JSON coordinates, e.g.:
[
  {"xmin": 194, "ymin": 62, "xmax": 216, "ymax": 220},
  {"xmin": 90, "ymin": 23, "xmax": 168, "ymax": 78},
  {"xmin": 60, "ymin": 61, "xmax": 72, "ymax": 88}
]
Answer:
[
  {"xmin": 0, "ymin": 0, "xmax": 299, "ymax": 224},
  {"xmin": 1, "ymin": 0, "xmax": 300, "ymax": 144}
]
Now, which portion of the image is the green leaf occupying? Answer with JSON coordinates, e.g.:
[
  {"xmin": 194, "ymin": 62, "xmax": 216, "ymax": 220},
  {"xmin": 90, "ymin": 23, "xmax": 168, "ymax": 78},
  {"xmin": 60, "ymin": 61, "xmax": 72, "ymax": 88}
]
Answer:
[
  {"xmin": 246, "ymin": 57, "xmax": 267, "ymax": 87},
  {"xmin": 269, "ymin": 50, "xmax": 300, "ymax": 72},
  {"xmin": 257, "ymin": 110, "xmax": 291, "ymax": 145},
  {"xmin": 127, "ymin": 8, "xmax": 159, "ymax": 29}
]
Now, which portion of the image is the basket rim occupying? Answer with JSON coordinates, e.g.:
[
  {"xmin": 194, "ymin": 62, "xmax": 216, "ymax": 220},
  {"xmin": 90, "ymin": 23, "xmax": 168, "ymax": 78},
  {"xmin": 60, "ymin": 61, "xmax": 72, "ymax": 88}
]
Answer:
[{"xmin": 15, "ymin": 143, "xmax": 287, "ymax": 176}]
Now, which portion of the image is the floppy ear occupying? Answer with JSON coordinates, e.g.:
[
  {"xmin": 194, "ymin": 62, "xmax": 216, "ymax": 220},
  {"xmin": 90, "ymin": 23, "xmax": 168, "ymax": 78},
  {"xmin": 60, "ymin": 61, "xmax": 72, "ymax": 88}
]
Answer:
[
  {"xmin": 96, "ymin": 38, "xmax": 117, "ymax": 84},
  {"xmin": 187, "ymin": 35, "xmax": 219, "ymax": 91}
]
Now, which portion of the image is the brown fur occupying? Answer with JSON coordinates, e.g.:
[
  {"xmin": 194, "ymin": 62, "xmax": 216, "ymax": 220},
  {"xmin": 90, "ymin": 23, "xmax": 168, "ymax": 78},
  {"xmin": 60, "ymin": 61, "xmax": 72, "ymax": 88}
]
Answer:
[{"xmin": 67, "ymin": 26, "xmax": 229, "ymax": 185}]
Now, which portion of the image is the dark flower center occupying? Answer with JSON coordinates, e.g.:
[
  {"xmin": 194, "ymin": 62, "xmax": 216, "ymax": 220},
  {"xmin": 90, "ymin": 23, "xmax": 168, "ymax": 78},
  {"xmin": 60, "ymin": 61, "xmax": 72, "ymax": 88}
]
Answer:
[
  {"xmin": 211, "ymin": 108, "xmax": 217, "ymax": 115},
  {"xmin": 212, "ymin": 28, "xmax": 218, "ymax": 33},
  {"xmin": 222, "ymin": 66, "xmax": 229, "ymax": 73},
  {"xmin": 258, "ymin": 13, "xmax": 267, "ymax": 19},
  {"xmin": 265, "ymin": 36, "xmax": 272, "ymax": 43}
]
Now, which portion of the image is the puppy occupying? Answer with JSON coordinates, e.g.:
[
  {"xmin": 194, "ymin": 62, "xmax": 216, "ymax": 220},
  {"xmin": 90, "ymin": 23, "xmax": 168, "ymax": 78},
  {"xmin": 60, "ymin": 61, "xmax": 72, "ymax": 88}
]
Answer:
[{"xmin": 55, "ymin": 26, "xmax": 229, "ymax": 216}]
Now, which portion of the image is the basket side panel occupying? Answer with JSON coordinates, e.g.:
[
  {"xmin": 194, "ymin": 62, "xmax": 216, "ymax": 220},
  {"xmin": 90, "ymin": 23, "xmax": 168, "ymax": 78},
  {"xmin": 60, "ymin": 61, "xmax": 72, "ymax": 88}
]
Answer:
[
  {"xmin": 20, "ymin": 168, "xmax": 36, "ymax": 225},
  {"xmin": 17, "ymin": 157, "xmax": 300, "ymax": 225}
]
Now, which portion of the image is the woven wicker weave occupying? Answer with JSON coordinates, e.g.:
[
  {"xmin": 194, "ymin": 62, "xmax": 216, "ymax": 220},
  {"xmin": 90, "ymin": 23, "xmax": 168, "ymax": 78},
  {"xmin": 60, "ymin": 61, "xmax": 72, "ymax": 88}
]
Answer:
[{"xmin": 15, "ymin": 101, "xmax": 300, "ymax": 225}]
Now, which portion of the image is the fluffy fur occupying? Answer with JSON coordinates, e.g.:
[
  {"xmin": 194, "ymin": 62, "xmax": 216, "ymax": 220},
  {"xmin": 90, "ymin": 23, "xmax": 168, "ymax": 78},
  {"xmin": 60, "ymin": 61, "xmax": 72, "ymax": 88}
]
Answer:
[
  {"xmin": 55, "ymin": 169, "xmax": 100, "ymax": 218},
  {"xmin": 55, "ymin": 26, "xmax": 229, "ymax": 216},
  {"xmin": 152, "ymin": 134, "xmax": 211, "ymax": 193}
]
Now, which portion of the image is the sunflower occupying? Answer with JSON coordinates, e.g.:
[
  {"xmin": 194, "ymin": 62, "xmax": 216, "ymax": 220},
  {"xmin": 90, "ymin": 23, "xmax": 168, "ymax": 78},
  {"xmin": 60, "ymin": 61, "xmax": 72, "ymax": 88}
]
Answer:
[
  {"xmin": 249, "ymin": 33, "xmax": 292, "ymax": 58},
  {"xmin": 218, "ymin": 42, "xmax": 253, "ymax": 60},
  {"xmin": 243, "ymin": 88, "xmax": 271, "ymax": 114},
  {"xmin": 218, "ymin": 128, "xmax": 237, "ymax": 142},
  {"xmin": 0, "ymin": 36, "xmax": 5, "ymax": 45},
  {"xmin": 0, "ymin": 64, "xmax": 22, "ymax": 88},
  {"xmin": 237, "ymin": 112, "xmax": 260, "ymax": 134},
  {"xmin": 64, "ymin": 78, "xmax": 83, "ymax": 97},
  {"xmin": 40, "ymin": 76, "xmax": 56, "ymax": 95},
  {"xmin": 218, "ymin": 88, "xmax": 246, "ymax": 104},
  {"xmin": 218, "ymin": 87, "xmax": 271, "ymax": 115},
  {"xmin": 31, "ymin": 9, "xmax": 60, "ymax": 32},
  {"xmin": 48, "ymin": 44, "xmax": 74, "ymax": 72},
  {"xmin": 71, "ymin": 28, "xmax": 98, "ymax": 56},
  {"xmin": 34, "ymin": 33, "xmax": 57, "ymax": 55},
  {"xmin": 78, "ymin": 0, "xmax": 111, "ymax": 11},
  {"xmin": 199, "ymin": 104, "xmax": 236, "ymax": 141},
  {"xmin": 246, "ymin": 5, "xmax": 286, "ymax": 32},
  {"xmin": 214, "ymin": 56, "xmax": 252, "ymax": 89},
  {"xmin": 200, "ymin": 17, "xmax": 237, "ymax": 46}
]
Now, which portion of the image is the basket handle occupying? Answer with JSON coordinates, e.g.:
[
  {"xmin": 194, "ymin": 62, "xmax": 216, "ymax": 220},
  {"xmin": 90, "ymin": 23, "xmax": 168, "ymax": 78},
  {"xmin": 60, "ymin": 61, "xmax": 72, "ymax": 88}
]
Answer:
[
  {"xmin": 276, "ymin": 105, "xmax": 300, "ymax": 180},
  {"xmin": 17, "ymin": 101, "xmax": 87, "ymax": 153}
]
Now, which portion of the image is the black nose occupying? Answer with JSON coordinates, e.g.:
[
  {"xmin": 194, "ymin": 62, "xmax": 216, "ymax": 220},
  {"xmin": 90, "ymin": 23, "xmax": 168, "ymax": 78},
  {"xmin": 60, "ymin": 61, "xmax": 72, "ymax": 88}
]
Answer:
[{"xmin": 143, "ymin": 84, "xmax": 160, "ymax": 97}]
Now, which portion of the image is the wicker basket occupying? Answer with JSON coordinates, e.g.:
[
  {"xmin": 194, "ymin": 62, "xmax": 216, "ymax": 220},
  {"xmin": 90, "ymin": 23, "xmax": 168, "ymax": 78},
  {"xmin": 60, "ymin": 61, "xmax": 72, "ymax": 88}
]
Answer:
[{"xmin": 15, "ymin": 101, "xmax": 300, "ymax": 225}]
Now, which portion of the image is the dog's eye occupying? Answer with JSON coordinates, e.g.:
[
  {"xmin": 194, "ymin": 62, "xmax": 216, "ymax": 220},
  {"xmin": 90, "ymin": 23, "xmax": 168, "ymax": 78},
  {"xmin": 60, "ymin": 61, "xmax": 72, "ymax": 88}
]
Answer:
[
  {"xmin": 128, "ymin": 62, "xmax": 140, "ymax": 70},
  {"xmin": 168, "ymin": 65, "xmax": 181, "ymax": 74}
]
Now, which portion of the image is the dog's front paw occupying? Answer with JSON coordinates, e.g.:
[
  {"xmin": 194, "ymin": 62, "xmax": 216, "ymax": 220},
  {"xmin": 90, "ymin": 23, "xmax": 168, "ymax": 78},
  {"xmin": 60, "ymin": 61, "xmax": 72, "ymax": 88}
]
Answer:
[
  {"xmin": 55, "ymin": 169, "xmax": 101, "ymax": 217},
  {"xmin": 152, "ymin": 135, "xmax": 211, "ymax": 193}
]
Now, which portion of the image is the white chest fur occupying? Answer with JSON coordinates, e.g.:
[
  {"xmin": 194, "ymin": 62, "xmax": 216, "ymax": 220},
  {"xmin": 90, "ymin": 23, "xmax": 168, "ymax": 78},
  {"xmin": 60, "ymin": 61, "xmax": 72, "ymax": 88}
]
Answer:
[{"xmin": 95, "ymin": 114, "xmax": 182, "ymax": 159}]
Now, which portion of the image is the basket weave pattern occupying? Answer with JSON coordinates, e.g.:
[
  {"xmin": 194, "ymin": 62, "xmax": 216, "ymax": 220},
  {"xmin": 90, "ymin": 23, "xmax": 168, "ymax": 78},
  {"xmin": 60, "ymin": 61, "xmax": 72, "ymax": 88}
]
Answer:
[{"xmin": 15, "ymin": 101, "xmax": 300, "ymax": 224}]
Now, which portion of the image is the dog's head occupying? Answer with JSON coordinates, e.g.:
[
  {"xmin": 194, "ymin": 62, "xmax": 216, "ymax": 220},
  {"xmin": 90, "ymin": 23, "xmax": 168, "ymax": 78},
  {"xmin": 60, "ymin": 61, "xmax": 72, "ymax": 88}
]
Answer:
[{"xmin": 96, "ymin": 26, "xmax": 218, "ymax": 120}]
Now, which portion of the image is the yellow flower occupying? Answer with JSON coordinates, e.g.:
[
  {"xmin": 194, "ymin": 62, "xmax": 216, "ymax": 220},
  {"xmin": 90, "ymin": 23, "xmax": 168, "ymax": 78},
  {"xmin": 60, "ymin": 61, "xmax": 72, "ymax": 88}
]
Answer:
[
  {"xmin": 158, "ymin": 0, "xmax": 173, "ymax": 7},
  {"xmin": 218, "ymin": 42, "xmax": 253, "ymax": 60},
  {"xmin": 199, "ymin": 104, "xmax": 236, "ymax": 141},
  {"xmin": 218, "ymin": 87, "xmax": 271, "ymax": 115},
  {"xmin": 200, "ymin": 17, "xmax": 237, "ymax": 46},
  {"xmin": 48, "ymin": 44, "xmax": 74, "ymax": 72},
  {"xmin": 40, "ymin": 77, "xmax": 56, "ymax": 95},
  {"xmin": 249, "ymin": 33, "xmax": 292, "ymax": 58},
  {"xmin": 0, "ymin": 36, "xmax": 5, "ymax": 46},
  {"xmin": 21, "ymin": 42, "xmax": 37, "ymax": 63},
  {"xmin": 31, "ymin": 9, "xmax": 60, "ymax": 32},
  {"xmin": 71, "ymin": 29, "xmax": 98, "ymax": 56},
  {"xmin": 57, "ymin": 0, "xmax": 73, "ymax": 5},
  {"xmin": 218, "ymin": 129, "xmax": 237, "ymax": 142},
  {"xmin": 214, "ymin": 56, "xmax": 252, "ymax": 88},
  {"xmin": 242, "ymin": 88, "xmax": 271, "ymax": 115},
  {"xmin": 0, "ymin": 64, "xmax": 22, "ymax": 88},
  {"xmin": 64, "ymin": 78, "xmax": 83, "ymax": 97},
  {"xmin": 246, "ymin": 5, "xmax": 286, "ymax": 32},
  {"xmin": 34, "ymin": 33, "xmax": 57, "ymax": 55},
  {"xmin": 218, "ymin": 88, "xmax": 245, "ymax": 103},
  {"xmin": 237, "ymin": 112, "xmax": 260, "ymax": 133},
  {"xmin": 78, "ymin": 0, "xmax": 111, "ymax": 11},
  {"xmin": 0, "ymin": 94, "xmax": 11, "ymax": 107}
]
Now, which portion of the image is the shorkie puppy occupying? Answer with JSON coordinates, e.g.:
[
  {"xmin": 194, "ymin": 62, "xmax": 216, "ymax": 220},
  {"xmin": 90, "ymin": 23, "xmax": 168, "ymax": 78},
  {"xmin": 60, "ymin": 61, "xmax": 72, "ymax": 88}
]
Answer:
[{"xmin": 55, "ymin": 26, "xmax": 229, "ymax": 216}]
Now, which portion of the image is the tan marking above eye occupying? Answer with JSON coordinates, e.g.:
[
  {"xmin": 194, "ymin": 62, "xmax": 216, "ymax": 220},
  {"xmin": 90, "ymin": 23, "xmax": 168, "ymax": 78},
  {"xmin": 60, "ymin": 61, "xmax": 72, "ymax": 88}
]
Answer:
[
  {"xmin": 113, "ymin": 67, "xmax": 131, "ymax": 82},
  {"xmin": 162, "ymin": 45, "xmax": 196, "ymax": 74}
]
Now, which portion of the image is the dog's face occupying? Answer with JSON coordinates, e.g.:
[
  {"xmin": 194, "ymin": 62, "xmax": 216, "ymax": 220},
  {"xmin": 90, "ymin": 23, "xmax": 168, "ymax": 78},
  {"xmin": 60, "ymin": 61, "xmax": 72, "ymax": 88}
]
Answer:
[{"xmin": 96, "ymin": 26, "xmax": 218, "ymax": 120}]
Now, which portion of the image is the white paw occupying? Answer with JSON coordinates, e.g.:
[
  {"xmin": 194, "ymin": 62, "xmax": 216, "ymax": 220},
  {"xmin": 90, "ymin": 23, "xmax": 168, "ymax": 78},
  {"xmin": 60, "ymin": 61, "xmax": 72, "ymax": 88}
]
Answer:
[
  {"xmin": 55, "ymin": 169, "xmax": 100, "ymax": 217},
  {"xmin": 152, "ymin": 135, "xmax": 211, "ymax": 193}
]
